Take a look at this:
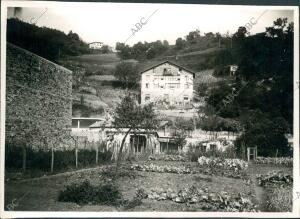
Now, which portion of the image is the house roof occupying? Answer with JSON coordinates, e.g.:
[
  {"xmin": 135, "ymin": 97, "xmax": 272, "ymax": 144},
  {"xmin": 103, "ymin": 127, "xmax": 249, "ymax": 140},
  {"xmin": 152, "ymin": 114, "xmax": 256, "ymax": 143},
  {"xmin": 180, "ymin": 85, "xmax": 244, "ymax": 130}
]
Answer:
[
  {"xmin": 158, "ymin": 120, "xmax": 171, "ymax": 128},
  {"xmin": 139, "ymin": 60, "xmax": 195, "ymax": 78},
  {"xmin": 72, "ymin": 117, "xmax": 105, "ymax": 121},
  {"xmin": 89, "ymin": 120, "xmax": 112, "ymax": 128},
  {"xmin": 88, "ymin": 42, "xmax": 103, "ymax": 45}
]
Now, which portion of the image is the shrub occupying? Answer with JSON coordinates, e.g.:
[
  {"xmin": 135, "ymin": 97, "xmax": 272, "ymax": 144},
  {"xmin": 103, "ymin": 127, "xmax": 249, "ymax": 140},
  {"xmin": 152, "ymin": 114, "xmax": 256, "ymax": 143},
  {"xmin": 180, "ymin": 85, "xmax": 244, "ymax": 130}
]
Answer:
[
  {"xmin": 197, "ymin": 156, "xmax": 248, "ymax": 171},
  {"xmin": 186, "ymin": 147, "xmax": 204, "ymax": 162},
  {"xmin": 266, "ymin": 186, "xmax": 292, "ymax": 212},
  {"xmin": 58, "ymin": 180, "xmax": 122, "ymax": 205},
  {"xmin": 148, "ymin": 154, "xmax": 188, "ymax": 162},
  {"xmin": 186, "ymin": 143, "xmax": 237, "ymax": 162},
  {"xmin": 5, "ymin": 143, "xmax": 51, "ymax": 171}
]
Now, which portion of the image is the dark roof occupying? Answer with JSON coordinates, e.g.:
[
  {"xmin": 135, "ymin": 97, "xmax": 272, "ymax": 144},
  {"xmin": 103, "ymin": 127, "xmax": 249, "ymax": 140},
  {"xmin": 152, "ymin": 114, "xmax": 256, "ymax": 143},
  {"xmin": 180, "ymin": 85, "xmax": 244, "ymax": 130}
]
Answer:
[
  {"xmin": 88, "ymin": 42, "xmax": 103, "ymax": 45},
  {"xmin": 140, "ymin": 60, "xmax": 195, "ymax": 78}
]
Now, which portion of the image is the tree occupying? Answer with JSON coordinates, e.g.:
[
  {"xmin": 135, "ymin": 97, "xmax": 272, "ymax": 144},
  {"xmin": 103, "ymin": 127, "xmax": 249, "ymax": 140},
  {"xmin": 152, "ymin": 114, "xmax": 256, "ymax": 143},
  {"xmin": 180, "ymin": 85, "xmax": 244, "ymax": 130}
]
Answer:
[
  {"xmin": 204, "ymin": 32, "xmax": 215, "ymax": 38},
  {"xmin": 214, "ymin": 18, "xmax": 294, "ymax": 158},
  {"xmin": 115, "ymin": 42, "xmax": 132, "ymax": 59},
  {"xmin": 100, "ymin": 45, "xmax": 110, "ymax": 54},
  {"xmin": 186, "ymin": 30, "xmax": 201, "ymax": 44},
  {"xmin": 233, "ymin": 26, "xmax": 247, "ymax": 39},
  {"xmin": 175, "ymin": 37, "xmax": 185, "ymax": 49},
  {"xmin": 114, "ymin": 61, "xmax": 139, "ymax": 87},
  {"xmin": 7, "ymin": 18, "xmax": 90, "ymax": 61},
  {"xmin": 163, "ymin": 40, "xmax": 169, "ymax": 47},
  {"xmin": 113, "ymin": 94, "xmax": 158, "ymax": 172},
  {"xmin": 171, "ymin": 118, "xmax": 194, "ymax": 150},
  {"xmin": 235, "ymin": 110, "xmax": 291, "ymax": 157}
]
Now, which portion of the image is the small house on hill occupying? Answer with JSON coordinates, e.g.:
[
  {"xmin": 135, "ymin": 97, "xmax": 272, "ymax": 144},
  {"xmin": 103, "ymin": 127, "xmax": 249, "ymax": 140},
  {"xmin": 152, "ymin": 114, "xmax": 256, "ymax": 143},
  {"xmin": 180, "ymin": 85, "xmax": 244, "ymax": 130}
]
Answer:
[
  {"xmin": 88, "ymin": 42, "xmax": 103, "ymax": 49},
  {"xmin": 140, "ymin": 61, "xmax": 195, "ymax": 107}
]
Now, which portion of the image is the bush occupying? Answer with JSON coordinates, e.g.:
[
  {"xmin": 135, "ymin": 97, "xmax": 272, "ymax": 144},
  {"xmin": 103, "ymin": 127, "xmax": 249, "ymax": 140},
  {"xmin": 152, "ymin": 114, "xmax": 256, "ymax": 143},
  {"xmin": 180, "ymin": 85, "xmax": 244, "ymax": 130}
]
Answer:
[
  {"xmin": 186, "ymin": 143, "xmax": 237, "ymax": 162},
  {"xmin": 266, "ymin": 186, "xmax": 292, "ymax": 212},
  {"xmin": 5, "ymin": 143, "xmax": 51, "ymax": 171},
  {"xmin": 197, "ymin": 156, "xmax": 248, "ymax": 171},
  {"xmin": 58, "ymin": 180, "xmax": 122, "ymax": 205},
  {"xmin": 72, "ymin": 103, "xmax": 104, "ymax": 117}
]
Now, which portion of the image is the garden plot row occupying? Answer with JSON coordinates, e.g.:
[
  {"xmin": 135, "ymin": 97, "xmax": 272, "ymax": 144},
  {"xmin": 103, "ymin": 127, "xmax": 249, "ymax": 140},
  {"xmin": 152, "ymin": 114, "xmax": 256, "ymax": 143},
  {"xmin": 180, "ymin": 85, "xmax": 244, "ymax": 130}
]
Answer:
[
  {"xmin": 131, "ymin": 164, "xmax": 247, "ymax": 179},
  {"xmin": 254, "ymin": 157, "xmax": 293, "ymax": 166},
  {"xmin": 148, "ymin": 155, "xmax": 293, "ymax": 167},
  {"xmin": 148, "ymin": 154, "xmax": 188, "ymax": 162},
  {"xmin": 256, "ymin": 170, "xmax": 293, "ymax": 186},
  {"xmin": 132, "ymin": 157, "xmax": 249, "ymax": 179},
  {"xmin": 143, "ymin": 186, "xmax": 258, "ymax": 212}
]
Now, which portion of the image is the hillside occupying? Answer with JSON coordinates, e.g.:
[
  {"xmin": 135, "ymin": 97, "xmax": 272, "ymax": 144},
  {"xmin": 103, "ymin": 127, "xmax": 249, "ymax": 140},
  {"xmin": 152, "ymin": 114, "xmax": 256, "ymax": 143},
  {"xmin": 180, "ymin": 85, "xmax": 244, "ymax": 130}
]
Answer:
[
  {"xmin": 7, "ymin": 18, "xmax": 91, "ymax": 62},
  {"xmin": 58, "ymin": 44, "xmax": 226, "ymax": 118},
  {"xmin": 6, "ymin": 18, "xmax": 228, "ymax": 118}
]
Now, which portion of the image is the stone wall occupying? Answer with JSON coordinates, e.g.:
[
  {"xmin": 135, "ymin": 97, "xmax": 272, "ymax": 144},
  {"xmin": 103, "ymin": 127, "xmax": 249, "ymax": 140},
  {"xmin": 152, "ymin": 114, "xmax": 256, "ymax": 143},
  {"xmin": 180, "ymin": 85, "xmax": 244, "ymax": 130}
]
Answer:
[{"xmin": 5, "ymin": 43, "xmax": 72, "ymax": 150}]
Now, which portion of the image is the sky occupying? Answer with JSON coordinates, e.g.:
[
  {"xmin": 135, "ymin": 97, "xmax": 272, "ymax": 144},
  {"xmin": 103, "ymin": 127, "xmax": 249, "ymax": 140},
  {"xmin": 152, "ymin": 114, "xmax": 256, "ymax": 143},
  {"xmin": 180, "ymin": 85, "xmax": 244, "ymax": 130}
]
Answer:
[{"xmin": 6, "ymin": 2, "xmax": 294, "ymax": 47}]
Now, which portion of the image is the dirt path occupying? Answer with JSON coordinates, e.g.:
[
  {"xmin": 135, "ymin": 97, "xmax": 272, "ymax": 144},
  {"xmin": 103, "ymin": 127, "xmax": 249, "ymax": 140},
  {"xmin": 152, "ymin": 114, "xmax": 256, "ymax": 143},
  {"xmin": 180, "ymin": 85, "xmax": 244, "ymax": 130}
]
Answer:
[
  {"xmin": 9, "ymin": 164, "xmax": 112, "ymax": 183},
  {"xmin": 248, "ymin": 169, "xmax": 267, "ymax": 211}
]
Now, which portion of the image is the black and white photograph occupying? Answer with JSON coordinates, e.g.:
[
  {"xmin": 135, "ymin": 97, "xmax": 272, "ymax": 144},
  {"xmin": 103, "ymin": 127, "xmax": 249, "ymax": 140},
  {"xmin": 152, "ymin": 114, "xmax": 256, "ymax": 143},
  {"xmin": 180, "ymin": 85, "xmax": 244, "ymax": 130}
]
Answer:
[{"xmin": 0, "ymin": 0, "xmax": 299, "ymax": 217}]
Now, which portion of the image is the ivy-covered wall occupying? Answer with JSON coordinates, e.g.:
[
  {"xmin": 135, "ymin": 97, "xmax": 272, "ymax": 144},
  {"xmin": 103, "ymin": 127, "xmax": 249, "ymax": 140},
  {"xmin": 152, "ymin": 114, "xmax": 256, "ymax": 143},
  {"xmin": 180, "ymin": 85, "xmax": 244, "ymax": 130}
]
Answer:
[{"xmin": 5, "ymin": 43, "xmax": 73, "ymax": 150}]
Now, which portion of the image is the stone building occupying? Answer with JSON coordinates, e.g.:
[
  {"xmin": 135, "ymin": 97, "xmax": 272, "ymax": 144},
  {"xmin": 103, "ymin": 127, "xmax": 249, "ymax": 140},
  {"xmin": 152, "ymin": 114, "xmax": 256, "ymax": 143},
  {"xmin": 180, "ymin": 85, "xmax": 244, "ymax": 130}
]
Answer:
[
  {"xmin": 140, "ymin": 61, "xmax": 195, "ymax": 107},
  {"xmin": 5, "ymin": 43, "xmax": 72, "ymax": 150}
]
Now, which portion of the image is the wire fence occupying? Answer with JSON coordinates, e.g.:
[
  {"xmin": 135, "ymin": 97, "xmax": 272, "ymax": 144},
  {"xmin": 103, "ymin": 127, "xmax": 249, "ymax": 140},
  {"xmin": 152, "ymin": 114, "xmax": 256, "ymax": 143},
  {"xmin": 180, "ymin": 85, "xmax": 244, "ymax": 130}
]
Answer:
[{"xmin": 5, "ymin": 136, "xmax": 112, "ymax": 173}]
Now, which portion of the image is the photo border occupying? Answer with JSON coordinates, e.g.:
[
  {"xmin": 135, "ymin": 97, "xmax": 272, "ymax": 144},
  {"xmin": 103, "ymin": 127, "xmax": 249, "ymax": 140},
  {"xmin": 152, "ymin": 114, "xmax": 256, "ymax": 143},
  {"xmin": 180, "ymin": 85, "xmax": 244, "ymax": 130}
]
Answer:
[{"xmin": 0, "ymin": 1, "xmax": 299, "ymax": 218}]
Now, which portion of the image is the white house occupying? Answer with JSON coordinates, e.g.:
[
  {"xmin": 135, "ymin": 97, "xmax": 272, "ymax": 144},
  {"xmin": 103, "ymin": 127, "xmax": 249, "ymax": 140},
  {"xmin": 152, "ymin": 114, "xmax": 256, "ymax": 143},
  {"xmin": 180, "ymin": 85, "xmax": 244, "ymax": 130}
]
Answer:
[
  {"xmin": 140, "ymin": 61, "xmax": 195, "ymax": 107},
  {"xmin": 88, "ymin": 42, "xmax": 104, "ymax": 50}
]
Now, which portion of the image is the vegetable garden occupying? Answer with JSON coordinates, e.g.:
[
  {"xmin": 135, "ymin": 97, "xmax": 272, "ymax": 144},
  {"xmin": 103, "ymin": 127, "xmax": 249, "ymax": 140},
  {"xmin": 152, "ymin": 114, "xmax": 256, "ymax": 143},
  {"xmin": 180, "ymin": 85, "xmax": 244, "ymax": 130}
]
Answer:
[{"xmin": 5, "ymin": 154, "xmax": 293, "ymax": 212}]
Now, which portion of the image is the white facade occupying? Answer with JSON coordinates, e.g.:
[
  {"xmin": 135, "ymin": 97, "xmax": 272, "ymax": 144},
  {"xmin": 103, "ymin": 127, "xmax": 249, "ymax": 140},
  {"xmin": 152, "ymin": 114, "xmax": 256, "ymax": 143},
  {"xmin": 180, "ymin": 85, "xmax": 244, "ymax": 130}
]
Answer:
[
  {"xmin": 89, "ymin": 42, "xmax": 103, "ymax": 49},
  {"xmin": 141, "ymin": 61, "xmax": 194, "ymax": 106}
]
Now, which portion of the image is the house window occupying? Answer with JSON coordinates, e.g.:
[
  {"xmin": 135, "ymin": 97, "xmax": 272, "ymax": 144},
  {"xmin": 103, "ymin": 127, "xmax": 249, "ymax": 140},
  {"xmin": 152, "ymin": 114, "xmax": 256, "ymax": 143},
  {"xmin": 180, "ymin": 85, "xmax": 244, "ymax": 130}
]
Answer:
[
  {"xmin": 167, "ymin": 83, "xmax": 180, "ymax": 89},
  {"xmin": 210, "ymin": 144, "xmax": 217, "ymax": 151},
  {"xmin": 201, "ymin": 145, "xmax": 207, "ymax": 152},
  {"xmin": 145, "ymin": 94, "xmax": 150, "ymax": 101},
  {"xmin": 146, "ymin": 83, "xmax": 149, "ymax": 88},
  {"xmin": 146, "ymin": 75, "xmax": 150, "ymax": 80},
  {"xmin": 185, "ymin": 84, "xmax": 189, "ymax": 89},
  {"xmin": 184, "ymin": 96, "xmax": 189, "ymax": 101},
  {"xmin": 164, "ymin": 94, "xmax": 169, "ymax": 100},
  {"xmin": 163, "ymin": 68, "xmax": 172, "ymax": 76}
]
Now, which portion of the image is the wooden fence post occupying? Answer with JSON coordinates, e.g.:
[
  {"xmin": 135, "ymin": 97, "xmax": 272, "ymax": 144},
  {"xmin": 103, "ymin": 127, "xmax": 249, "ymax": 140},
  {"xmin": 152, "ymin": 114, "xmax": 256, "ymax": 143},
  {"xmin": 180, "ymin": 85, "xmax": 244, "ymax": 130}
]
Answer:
[
  {"xmin": 75, "ymin": 141, "xmax": 78, "ymax": 168},
  {"xmin": 51, "ymin": 146, "xmax": 54, "ymax": 173},
  {"xmin": 167, "ymin": 140, "xmax": 169, "ymax": 154},
  {"xmin": 95, "ymin": 141, "xmax": 98, "ymax": 164},
  {"xmin": 22, "ymin": 145, "xmax": 26, "ymax": 171}
]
